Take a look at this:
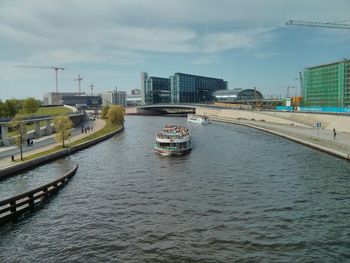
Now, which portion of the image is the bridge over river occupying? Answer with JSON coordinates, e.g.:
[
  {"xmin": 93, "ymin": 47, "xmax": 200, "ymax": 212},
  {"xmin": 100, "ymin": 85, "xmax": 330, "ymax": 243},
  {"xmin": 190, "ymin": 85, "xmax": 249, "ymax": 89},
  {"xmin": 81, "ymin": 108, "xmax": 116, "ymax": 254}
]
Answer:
[{"xmin": 132, "ymin": 103, "xmax": 196, "ymax": 115}]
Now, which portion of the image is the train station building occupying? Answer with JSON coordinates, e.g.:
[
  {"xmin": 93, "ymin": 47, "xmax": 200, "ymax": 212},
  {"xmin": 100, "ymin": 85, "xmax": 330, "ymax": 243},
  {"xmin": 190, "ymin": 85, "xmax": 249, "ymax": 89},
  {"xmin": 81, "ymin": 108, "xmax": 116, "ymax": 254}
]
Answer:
[{"xmin": 141, "ymin": 72, "xmax": 227, "ymax": 104}]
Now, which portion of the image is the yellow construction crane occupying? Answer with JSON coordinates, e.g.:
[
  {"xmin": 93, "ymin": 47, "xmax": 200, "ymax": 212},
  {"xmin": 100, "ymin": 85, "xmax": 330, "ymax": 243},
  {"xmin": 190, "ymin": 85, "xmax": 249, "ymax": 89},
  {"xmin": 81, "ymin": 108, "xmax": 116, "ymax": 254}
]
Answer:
[
  {"xmin": 15, "ymin": 65, "xmax": 65, "ymax": 92},
  {"xmin": 286, "ymin": 20, "xmax": 350, "ymax": 29}
]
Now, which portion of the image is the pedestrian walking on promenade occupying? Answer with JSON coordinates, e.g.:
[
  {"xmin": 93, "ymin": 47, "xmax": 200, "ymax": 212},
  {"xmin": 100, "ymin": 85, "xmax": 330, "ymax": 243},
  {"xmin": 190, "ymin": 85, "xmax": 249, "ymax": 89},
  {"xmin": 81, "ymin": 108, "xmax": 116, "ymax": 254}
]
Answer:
[{"xmin": 333, "ymin": 128, "xmax": 336, "ymax": 140}]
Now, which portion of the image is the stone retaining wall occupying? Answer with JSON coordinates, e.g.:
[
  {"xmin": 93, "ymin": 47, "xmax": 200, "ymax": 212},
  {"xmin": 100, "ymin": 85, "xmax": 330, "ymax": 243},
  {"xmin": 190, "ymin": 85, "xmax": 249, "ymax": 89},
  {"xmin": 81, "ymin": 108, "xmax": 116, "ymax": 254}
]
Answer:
[
  {"xmin": 196, "ymin": 107, "xmax": 307, "ymax": 127},
  {"xmin": 196, "ymin": 106, "xmax": 350, "ymax": 132}
]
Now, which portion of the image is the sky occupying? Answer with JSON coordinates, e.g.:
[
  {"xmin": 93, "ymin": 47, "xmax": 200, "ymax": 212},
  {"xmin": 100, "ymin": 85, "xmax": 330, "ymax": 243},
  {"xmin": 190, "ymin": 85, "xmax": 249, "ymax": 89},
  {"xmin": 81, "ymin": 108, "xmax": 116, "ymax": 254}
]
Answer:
[{"xmin": 1, "ymin": 0, "xmax": 350, "ymax": 100}]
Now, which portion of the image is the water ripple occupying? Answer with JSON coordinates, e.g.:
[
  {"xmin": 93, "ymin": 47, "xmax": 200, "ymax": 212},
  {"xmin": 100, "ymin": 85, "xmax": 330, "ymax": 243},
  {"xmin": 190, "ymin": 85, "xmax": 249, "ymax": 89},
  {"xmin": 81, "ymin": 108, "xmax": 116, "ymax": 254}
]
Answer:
[{"xmin": 0, "ymin": 116, "xmax": 350, "ymax": 262}]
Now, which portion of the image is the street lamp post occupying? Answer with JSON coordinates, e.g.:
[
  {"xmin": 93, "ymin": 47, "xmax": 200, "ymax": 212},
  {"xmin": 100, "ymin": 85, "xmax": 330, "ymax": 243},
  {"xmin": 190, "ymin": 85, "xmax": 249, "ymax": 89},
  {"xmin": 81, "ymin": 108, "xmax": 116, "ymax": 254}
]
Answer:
[{"xmin": 68, "ymin": 133, "xmax": 71, "ymax": 159}]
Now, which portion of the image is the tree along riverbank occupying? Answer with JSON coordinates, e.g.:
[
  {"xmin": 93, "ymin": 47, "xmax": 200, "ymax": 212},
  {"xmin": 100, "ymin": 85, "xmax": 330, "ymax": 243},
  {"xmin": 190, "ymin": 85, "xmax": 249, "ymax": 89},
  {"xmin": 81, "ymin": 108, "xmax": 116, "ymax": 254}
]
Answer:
[{"xmin": 0, "ymin": 122, "xmax": 123, "ymax": 179}]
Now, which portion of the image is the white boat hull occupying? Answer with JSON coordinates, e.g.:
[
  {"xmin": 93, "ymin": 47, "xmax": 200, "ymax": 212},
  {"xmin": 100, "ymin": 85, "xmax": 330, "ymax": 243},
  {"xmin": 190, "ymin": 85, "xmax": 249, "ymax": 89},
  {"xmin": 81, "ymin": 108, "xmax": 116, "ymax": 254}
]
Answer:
[
  {"xmin": 187, "ymin": 114, "xmax": 209, "ymax": 125},
  {"xmin": 154, "ymin": 125, "xmax": 192, "ymax": 156},
  {"xmin": 153, "ymin": 146, "xmax": 192, "ymax": 156}
]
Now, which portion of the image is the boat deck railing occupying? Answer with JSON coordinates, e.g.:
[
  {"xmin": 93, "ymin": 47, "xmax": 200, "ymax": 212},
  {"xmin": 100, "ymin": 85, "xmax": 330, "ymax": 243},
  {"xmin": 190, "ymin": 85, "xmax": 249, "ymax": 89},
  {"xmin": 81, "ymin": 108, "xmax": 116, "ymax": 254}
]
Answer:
[{"xmin": 154, "ymin": 144, "xmax": 191, "ymax": 151}]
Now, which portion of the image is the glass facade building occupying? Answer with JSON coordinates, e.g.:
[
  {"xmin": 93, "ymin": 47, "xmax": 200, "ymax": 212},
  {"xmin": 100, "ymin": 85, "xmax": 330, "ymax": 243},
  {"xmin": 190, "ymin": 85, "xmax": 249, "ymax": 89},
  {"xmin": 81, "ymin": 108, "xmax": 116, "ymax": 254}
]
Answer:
[
  {"xmin": 141, "ymin": 72, "xmax": 171, "ymax": 104},
  {"xmin": 303, "ymin": 59, "xmax": 350, "ymax": 107},
  {"xmin": 140, "ymin": 72, "xmax": 148, "ymax": 104},
  {"xmin": 170, "ymin": 73, "xmax": 227, "ymax": 103},
  {"xmin": 141, "ymin": 72, "xmax": 227, "ymax": 104},
  {"xmin": 145, "ymin": 76, "xmax": 171, "ymax": 104},
  {"xmin": 213, "ymin": 89, "xmax": 263, "ymax": 102}
]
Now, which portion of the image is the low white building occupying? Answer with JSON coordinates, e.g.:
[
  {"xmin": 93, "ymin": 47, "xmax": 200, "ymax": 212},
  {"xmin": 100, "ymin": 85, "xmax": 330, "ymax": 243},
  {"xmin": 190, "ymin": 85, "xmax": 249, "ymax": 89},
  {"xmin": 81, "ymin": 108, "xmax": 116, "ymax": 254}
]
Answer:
[
  {"xmin": 131, "ymin": 89, "xmax": 140, "ymax": 95},
  {"xmin": 126, "ymin": 94, "xmax": 142, "ymax": 106},
  {"xmin": 101, "ymin": 91, "xmax": 127, "ymax": 106}
]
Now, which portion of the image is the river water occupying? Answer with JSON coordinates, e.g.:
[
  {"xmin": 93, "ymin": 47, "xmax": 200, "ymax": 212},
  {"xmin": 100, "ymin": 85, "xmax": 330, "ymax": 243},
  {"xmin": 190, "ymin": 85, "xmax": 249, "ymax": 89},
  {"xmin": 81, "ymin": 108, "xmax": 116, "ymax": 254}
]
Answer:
[{"xmin": 0, "ymin": 116, "xmax": 349, "ymax": 262}]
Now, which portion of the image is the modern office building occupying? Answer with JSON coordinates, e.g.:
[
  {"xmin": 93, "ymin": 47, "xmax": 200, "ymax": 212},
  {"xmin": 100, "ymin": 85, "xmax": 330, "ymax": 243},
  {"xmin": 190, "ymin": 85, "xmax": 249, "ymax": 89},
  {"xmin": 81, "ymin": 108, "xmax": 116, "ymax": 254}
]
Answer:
[
  {"xmin": 43, "ymin": 92, "xmax": 101, "ymax": 106},
  {"xmin": 63, "ymin": 95, "xmax": 101, "ymax": 107},
  {"xmin": 140, "ymin": 72, "xmax": 148, "ymax": 104},
  {"xmin": 303, "ymin": 59, "xmax": 350, "ymax": 107},
  {"xmin": 140, "ymin": 72, "xmax": 227, "ymax": 104},
  {"xmin": 141, "ymin": 72, "xmax": 171, "ymax": 104},
  {"xmin": 146, "ymin": 77, "xmax": 171, "ymax": 104},
  {"xmin": 115, "ymin": 91, "xmax": 127, "ymax": 106},
  {"xmin": 131, "ymin": 89, "xmax": 140, "ymax": 95},
  {"xmin": 43, "ymin": 92, "xmax": 83, "ymax": 105},
  {"xmin": 170, "ymin": 73, "xmax": 227, "ymax": 103}
]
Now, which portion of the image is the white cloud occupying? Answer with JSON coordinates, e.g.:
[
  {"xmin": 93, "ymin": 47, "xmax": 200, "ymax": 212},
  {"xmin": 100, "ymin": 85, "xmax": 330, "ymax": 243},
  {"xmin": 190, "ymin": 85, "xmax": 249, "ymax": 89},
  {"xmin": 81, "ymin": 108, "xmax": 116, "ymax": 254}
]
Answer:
[
  {"xmin": 199, "ymin": 28, "xmax": 275, "ymax": 53},
  {"xmin": 1, "ymin": 0, "xmax": 349, "ymax": 66},
  {"xmin": 1, "ymin": 0, "xmax": 350, "ymax": 99},
  {"xmin": 192, "ymin": 55, "xmax": 219, "ymax": 65},
  {"xmin": 253, "ymin": 52, "xmax": 279, "ymax": 59}
]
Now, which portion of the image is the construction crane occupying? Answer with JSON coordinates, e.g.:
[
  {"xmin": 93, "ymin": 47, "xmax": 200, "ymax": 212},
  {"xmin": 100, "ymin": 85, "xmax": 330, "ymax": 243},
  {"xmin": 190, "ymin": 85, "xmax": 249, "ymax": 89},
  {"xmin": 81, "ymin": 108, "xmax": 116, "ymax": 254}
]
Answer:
[
  {"xmin": 286, "ymin": 20, "xmax": 350, "ymax": 29},
  {"xmin": 74, "ymin": 74, "xmax": 83, "ymax": 93},
  {"xmin": 90, "ymin": 83, "xmax": 94, "ymax": 96},
  {"xmin": 15, "ymin": 65, "xmax": 65, "ymax": 92},
  {"xmin": 296, "ymin": 71, "xmax": 303, "ymax": 97}
]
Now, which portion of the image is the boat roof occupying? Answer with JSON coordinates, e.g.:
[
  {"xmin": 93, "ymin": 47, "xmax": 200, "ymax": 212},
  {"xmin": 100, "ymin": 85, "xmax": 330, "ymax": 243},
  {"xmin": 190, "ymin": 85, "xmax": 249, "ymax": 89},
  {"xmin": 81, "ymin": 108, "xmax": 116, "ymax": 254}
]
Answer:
[{"xmin": 157, "ymin": 125, "xmax": 190, "ymax": 138}]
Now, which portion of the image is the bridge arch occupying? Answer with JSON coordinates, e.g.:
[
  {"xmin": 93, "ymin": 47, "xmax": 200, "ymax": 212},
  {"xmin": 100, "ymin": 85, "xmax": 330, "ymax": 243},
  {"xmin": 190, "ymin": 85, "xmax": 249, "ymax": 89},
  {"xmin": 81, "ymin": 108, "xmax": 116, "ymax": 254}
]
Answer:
[{"xmin": 136, "ymin": 104, "xmax": 196, "ymax": 115}]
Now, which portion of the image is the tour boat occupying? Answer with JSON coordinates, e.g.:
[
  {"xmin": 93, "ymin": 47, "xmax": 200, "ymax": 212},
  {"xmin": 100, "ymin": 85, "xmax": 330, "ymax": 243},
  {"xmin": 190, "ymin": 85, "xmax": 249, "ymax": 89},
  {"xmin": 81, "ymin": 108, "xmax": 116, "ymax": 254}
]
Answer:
[
  {"xmin": 154, "ymin": 125, "xmax": 192, "ymax": 156},
  {"xmin": 187, "ymin": 114, "xmax": 210, "ymax": 125}
]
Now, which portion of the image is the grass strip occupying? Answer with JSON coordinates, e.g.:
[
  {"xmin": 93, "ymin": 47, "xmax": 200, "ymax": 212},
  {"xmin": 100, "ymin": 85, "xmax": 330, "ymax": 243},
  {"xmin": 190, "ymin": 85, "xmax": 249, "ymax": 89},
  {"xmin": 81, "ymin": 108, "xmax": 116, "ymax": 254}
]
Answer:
[
  {"xmin": 36, "ymin": 106, "xmax": 72, "ymax": 116},
  {"xmin": 21, "ymin": 121, "xmax": 121, "ymax": 161},
  {"xmin": 18, "ymin": 146, "xmax": 65, "ymax": 161},
  {"xmin": 70, "ymin": 121, "xmax": 121, "ymax": 147}
]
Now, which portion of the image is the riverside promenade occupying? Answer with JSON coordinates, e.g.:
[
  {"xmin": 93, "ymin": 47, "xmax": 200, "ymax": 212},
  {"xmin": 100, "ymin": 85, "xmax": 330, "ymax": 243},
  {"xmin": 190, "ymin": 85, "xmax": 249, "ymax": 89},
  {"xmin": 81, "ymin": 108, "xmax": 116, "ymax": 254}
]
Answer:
[
  {"xmin": 195, "ymin": 106, "xmax": 350, "ymax": 160},
  {"xmin": 0, "ymin": 118, "xmax": 106, "ymax": 170},
  {"xmin": 211, "ymin": 116, "xmax": 350, "ymax": 160}
]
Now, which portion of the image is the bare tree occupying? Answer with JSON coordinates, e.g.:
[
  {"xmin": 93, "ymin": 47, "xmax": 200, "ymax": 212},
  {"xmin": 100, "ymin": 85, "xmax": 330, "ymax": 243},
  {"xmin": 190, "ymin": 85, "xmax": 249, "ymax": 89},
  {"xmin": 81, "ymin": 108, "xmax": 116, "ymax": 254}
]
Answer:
[
  {"xmin": 10, "ymin": 116, "xmax": 27, "ymax": 161},
  {"xmin": 54, "ymin": 116, "xmax": 73, "ymax": 147}
]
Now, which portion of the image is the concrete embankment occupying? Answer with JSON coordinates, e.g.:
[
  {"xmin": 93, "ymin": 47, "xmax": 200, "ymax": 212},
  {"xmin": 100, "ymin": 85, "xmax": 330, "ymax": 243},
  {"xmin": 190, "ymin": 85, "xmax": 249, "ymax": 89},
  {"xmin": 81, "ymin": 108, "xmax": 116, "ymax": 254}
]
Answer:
[
  {"xmin": 196, "ymin": 106, "xmax": 310, "ymax": 127},
  {"xmin": 210, "ymin": 116, "xmax": 350, "ymax": 161},
  {"xmin": 196, "ymin": 106, "xmax": 350, "ymax": 161},
  {"xmin": 196, "ymin": 106, "xmax": 350, "ymax": 132},
  {"xmin": 259, "ymin": 111, "xmax": 350, "ymax": 132},
  {"xmin": 0, "ymin": 126, "xmax": 123, "ymax": 179}
]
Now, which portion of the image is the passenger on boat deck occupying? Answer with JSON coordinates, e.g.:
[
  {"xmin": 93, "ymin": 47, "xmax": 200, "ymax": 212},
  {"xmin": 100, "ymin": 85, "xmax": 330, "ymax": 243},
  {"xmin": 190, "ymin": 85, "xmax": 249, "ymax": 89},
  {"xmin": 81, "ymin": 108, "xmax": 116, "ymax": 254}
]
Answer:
[{"xmin": 157, "ymin": 125, "xmax": 189, "ymax": 139}]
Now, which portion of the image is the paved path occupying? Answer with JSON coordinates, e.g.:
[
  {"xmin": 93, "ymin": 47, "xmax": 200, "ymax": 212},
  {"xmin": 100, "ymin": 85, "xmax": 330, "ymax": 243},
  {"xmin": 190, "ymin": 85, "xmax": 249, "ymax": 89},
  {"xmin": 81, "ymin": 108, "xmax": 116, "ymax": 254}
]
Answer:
[
  {"xmin": 245, "ymin": 120, "xmax": 350, "ymax": 154},
  {"xmin": 0, "ymin": 118, "xmax": 106, "ymax": 169},
  {"xmin": 211, "ymin": 117, "xmax": 350, "ymax": 158},
  {"xmin": 0, "ymin": 120, "xmax": 95, "ymax": 159}
]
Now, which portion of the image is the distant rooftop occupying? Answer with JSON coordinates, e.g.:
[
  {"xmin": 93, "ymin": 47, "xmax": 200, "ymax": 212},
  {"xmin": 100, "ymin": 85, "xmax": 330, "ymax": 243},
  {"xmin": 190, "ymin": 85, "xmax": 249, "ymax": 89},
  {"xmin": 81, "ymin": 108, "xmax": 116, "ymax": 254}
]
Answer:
[{"xmin": 306, "ymin": 59, "xmax": 350, "ymax": 69}]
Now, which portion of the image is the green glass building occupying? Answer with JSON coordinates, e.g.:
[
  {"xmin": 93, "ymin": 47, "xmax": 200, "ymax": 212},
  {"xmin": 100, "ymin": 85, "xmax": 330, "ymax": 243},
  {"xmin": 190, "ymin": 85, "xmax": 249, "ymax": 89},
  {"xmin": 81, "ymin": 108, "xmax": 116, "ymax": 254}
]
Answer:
[{"xmin": 303, "ymin": 59, "xmax": 350, "ymax": 107}]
